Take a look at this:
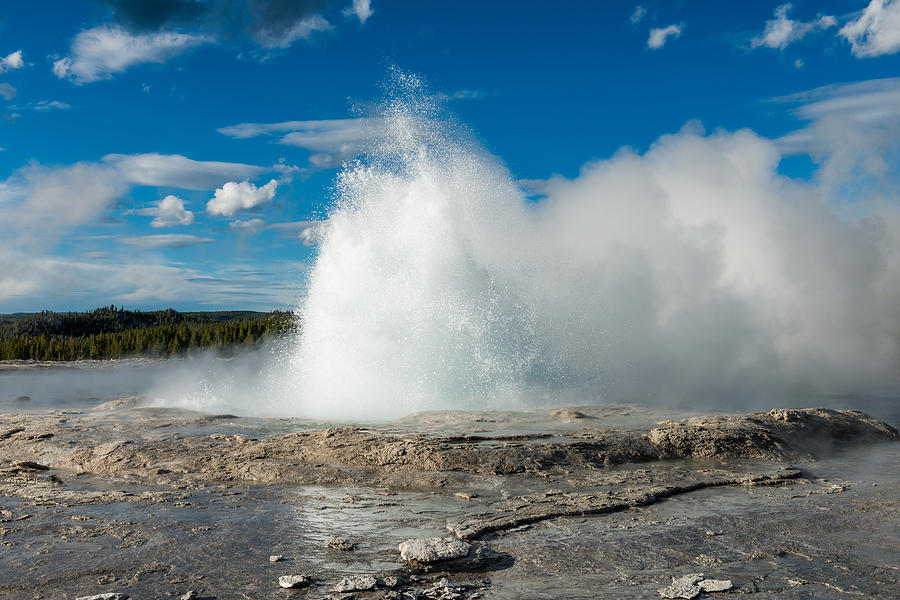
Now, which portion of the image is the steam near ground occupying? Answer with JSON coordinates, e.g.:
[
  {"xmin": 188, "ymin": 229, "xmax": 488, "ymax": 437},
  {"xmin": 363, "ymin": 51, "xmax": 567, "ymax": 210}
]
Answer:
[{"xmin": 6, "ymin": 75, "xmax": 900, "ymax": 422}]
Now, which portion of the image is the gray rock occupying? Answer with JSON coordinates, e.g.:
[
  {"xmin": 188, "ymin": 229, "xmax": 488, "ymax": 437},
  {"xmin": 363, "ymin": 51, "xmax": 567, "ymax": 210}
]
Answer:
[
  {"xmin": 278, "ymin": 574, "xmax": 311, "ymax": 588},
  {"xmin": 327, "ymin": 537, "xmax": 356, "ymax": 550},
  {"xmin": 75, "ymin": 595, "xmax": 129, "ymax": 600},
  {"xmin": 269, "ymin": 554, "xmax": 284, "ymax": 562},
  {"xmin": 180, "ymin": 592, "xmax": 198, "ymax": 600},
  {"xmin": 699, "ymin": 578, "xmax": 733, "ymax": 592},
  {"xmin": 658, "ymin": 574, "xmax": 733, "ymax": 598},
  {"xmin": 658, "ymin": 574, "xmax": 703, "ymax": 599},
  {"xmin": 398, "ymin": 538, "xmax": 471, "ymax": 563},
  {"xmin": 333, "ymin": 575, "xmax": 378, "ymax": 592}
]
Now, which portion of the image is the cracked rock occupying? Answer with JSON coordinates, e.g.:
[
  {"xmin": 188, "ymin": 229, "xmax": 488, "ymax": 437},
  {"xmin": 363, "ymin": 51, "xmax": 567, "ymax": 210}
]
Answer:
[{"xmin": 399, "ymin": 538, "xmax": 471, "ymax": 562}]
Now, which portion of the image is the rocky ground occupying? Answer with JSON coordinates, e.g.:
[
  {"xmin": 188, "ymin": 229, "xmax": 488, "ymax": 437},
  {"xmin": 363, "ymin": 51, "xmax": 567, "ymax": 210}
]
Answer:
[{"xmin": 0, "ymin": 399, "xmax": 897, "ymax": 599}]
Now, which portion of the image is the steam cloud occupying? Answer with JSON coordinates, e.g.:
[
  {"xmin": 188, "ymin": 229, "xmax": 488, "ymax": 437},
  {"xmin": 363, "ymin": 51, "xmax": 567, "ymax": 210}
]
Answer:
[{"xmin": 281, "ymin": 76, "xmax": 900, "ymax": 420}]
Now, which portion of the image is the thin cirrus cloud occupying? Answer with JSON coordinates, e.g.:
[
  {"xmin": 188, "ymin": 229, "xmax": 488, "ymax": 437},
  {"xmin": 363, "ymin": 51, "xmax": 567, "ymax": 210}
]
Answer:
[
  {"xmin": 118, "ymin": 234, "xmax": 215, "ymax": 249},
  {"xmin": 647, "ymin": 24, "xmax": 683, "ymax": 49},
  {"xmin": 52, "ymin": 24, "xmax": 212, "ymax": 84},
  {"xmin": 770, "ymin": 77, "xmax": 900, "ymax": 180},
  {"xmin": 840, "ymin": 0, "xmax": 900, "ymax": 58},
  {"xmin": 218, "ymin": 118, "xmax": 382, "ymax": 168},
  {"xmin": 0, "ymin": 83, "xmax": 15, "ymax": 101},
  {"xmin": 750, "ymin": 4, "xmax": 836, "ymax": 50},
  {"xmin": 102, "ymin": 153, "xmax": 271, "ymax": 190}
]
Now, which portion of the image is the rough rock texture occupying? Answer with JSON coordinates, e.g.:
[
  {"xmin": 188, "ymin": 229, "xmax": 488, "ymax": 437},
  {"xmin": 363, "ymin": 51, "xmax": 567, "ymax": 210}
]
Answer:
[
  {"xmin": 647, "ymin": 408, "xmax": 898, "ymax": 460},
  {"xmin": 657, "ymin": 574, "xmax": 733, "ymax": 598},
  {"xmin": 74, "ymin": 595, "xmax": 129, "ymax": 600},
  {"xmin": 333, "ymin": 574, "xmax": 378, "ymax": 592},
  {"xmin": 399, "ymin": 538, "xmax": 472, "ymax": 562},
  {"xmin": 327, "ymin": 537, "xmax": 356, "ymax": 551},
  {"xmin": 447, "ymin": 469, "xmax": 802, "ymax": 539},
  {"xmin": 278, "ymin": 574, "xmax": 310, "ymax": 588}
]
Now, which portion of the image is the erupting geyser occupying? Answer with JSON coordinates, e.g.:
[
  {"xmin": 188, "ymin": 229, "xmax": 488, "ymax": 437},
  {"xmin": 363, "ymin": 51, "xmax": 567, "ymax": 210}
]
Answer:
[{"xmin": 284, "ymin": 74, "xmax": 900, "ymax": 420}]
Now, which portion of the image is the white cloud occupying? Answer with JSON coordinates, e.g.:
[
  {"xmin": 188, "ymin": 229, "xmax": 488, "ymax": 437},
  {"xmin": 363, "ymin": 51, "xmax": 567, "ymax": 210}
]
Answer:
[
  {"xmin": 344, "ymin": 0, "xmax": 374, "ymax": 24},
  {"xmin": 751, "ymin": 3, "xmax": 836, "ymax": 50},
  {"xmin": 103, "ymin": 153, "xmax": 271, "ymax": 190},
  {"xmin": 132, "ymin": 195, "xmax": 195, "ymax": 228},
  {"xmin": 229, "ymin": 218, "xmax": 267, "ymax": 234},
  {"xmin": 218, "ymin": 118, "xmax": 380, "ymax": 168},
  {"xmin": 207, "ymin": 179, "xmax": 278, "ymax": 216},
  {"xmin": 119, "ymin": 234, "xmax": 215, "ymax": 249},
  {"xmin": 647, "ymin": 24, "xmax": 683, "ymax": 49},
  {"xmin": 0, "ymin": 83, "xmax": 15, "ymax": 100},
  {"xmin": 251, "ymin": 14, "xmax": 332, "ymax": 49},
  {"xmin": 52, "ymin": 25, "xmax": 211, "ymax": 83},
  {"xmin": 840, "ymin": 0, "xmax": 900, "ymax": 57},
  {"xmin": 773, "ymin": 77, "xmax": 900, "ymax": 124},
  {"xmin": 33, "ymin": 100, "xmax": 71, "ymax": 112},
  {"xmin": 630, "ymin": 5, "xmax": 647, "ymax": 25},
  {"xmin": 0, "ymin": 50, "xmax": 24, "ymax": 73}
]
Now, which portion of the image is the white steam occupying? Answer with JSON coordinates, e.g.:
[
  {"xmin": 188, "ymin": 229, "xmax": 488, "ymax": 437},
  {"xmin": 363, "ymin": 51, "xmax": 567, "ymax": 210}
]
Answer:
[{"xmin": 281, "ymin": 76, "xmax": 900, "ymax": 420}]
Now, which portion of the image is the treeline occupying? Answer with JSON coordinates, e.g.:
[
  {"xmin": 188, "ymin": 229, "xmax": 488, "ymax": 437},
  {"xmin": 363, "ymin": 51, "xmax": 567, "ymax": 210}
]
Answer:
[{"xmin": 0, "ymin": 306, "xmax": 296, "ymax": 361}]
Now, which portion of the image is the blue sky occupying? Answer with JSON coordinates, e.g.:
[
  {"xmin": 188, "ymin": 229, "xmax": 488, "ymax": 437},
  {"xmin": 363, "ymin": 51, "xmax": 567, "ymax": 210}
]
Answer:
[{"xmin": 1, "ymin": 0, "xmax": 900, "ymax": 312}]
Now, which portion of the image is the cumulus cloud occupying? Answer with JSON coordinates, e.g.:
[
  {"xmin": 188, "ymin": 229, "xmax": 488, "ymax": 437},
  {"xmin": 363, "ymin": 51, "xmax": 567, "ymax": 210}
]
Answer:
[
  {"xmin": 101, "ymin": 0, "xmax": 208, "ymax": 31},
  {"xmin": 840, "ymin": 0, "xmax": 900, "ymax": 57},
  {"xmin": 647, "ymin": 23, "xmax": 683, "ymax": 49},
  {"xmin": 132, "ymin": 195, "xmax": 195, "ymax": 227},
  {"xmin": 751, "ymin": 3, "xmax": 836, "ymax": 50},
  {"xmin": 0, "ymin": 83, "xmax": 15, "ymax": 101},
  {"xmin": 103, "ymin": 153, "xmax": 271, "ymax": 189},
  {"xmin": 52, "ymin": 24, "xmax": 211, "ymax": 83},
  {"xmin": 344, "ymin": 0, "xmax": 373, "ymax": 24},
  {"xmin": 207, "ymin": 179, "xmax": 279, "ymax": 216},
  {"xmin": 0, "ymin": 50, "xmax": 24, "ymax": 73},
  {"xmin": 269, "ymin": 220, "xmax": 324, "ymax": 245},
  {"xmin": 119, "ymin": 234, "xmax": 215, "ymax": 249}
]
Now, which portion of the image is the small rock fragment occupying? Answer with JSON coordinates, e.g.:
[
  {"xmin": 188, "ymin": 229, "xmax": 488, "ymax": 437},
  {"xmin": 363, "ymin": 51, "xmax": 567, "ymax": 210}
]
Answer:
[
  {"xmin": 698, "ymin": 578, "xmax": 733, "ymax": 592},
  {"xmin": 333, "ymin": 575, "xmax": 378, "ymax": 592},
  {"xmin": 278, "ymin": 574, "xmax": 311, "ymax": 589},
  {"xmin": 75, "ymin": 594, "xmax": 129, "ymax": 600},
  {"xmin": 180, "ymin": 592, "xmax": 198, "ymax": 600},
  {"xmin": 398, "ymin": 538, "xmax": 471, "ymax": 563},
  {"xmin": 380, "ymin": 575, "xmax": 399, "ymax": 588},
  {"xmin": 327, "ymin": 537, "xmax": 356, "ymax": 550},
  {"xmin": 658, "ymin": 574, "xmax": 703, "ymax": 599},
  {"xmin": 269, "ymin": 554, "xmax": 284, "ymax": 562},
  {"xmin": 454, "ymin": 492, "xmax": 478, "ymax": 500}
]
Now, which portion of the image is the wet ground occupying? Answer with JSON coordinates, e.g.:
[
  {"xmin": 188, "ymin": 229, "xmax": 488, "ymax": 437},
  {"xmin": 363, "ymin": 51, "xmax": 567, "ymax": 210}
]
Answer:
[{"xmin": 0, "ymin": 363, "xmax": 898, "ymax": 599}]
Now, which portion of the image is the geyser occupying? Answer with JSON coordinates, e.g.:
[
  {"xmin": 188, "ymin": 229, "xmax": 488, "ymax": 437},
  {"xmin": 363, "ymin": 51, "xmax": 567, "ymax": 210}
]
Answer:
[{"xmin": 283, "ymin": 75, "xmax": 900, "ymax": 420}]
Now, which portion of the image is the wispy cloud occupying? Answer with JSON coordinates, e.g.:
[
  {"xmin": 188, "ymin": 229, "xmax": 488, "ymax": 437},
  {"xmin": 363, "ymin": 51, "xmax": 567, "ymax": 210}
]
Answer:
[
  {"xmin": 52, "ymin": 25, "xmax": 212, "ymax": 83},
  {"xmin": 219, "ymin": 118, "xmax": 381, "ymax": 168},
  {"xmin": 647, "ymin": 23, "xmax": 683, "ymax": 49},
  {"xmin": 630, "ymin": 5, "xmax": 647, "ymax": 25},
  {"xmin": 751, "ymin": 4, "xmax": 836, "ymax": 50},
  {"xmin": 229, "ymin": 218, "xmax": 267, "ymax": 234},
  {"xmin": 119, "ymin": 234, "xmax": 215, "ymax": 249},
  {"xmin": 0, "ymin": 83, "xmax": 15, "ymax": 101},
  {"xmin": 33, "ymin": 100, "xmax": 72, "ymax": 111},
  {"xmin": 103, "ymin": 153, "xmax": 273, "ymax": 190},
  {"xmin": 839, "ymin": 0, "xmax": 900, "ymax": 57}
]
